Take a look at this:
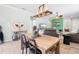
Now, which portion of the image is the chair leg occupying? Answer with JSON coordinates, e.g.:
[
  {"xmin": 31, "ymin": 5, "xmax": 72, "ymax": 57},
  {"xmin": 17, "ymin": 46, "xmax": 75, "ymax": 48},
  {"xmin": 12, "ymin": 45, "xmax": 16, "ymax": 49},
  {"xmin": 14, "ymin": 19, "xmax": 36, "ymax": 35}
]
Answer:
[
  {"xmin": 25, "ymin": 48, "xmax": 27, "ymax": 54},
  {"xmin": 22, "ymin": 49, "xmax": 24, "ymax": 54},
  {"xmin": 55, "ymin": 42, "xmax": 60, "ymax": 54}
]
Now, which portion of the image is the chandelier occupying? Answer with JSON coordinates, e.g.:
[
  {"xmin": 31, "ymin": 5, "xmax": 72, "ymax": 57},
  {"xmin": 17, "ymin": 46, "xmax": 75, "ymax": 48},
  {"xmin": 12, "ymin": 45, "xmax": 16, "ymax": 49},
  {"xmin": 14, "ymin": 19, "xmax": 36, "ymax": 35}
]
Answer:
[{"xmin": 31, "ymin": 4, "xmax": 52, "ymax": 19}]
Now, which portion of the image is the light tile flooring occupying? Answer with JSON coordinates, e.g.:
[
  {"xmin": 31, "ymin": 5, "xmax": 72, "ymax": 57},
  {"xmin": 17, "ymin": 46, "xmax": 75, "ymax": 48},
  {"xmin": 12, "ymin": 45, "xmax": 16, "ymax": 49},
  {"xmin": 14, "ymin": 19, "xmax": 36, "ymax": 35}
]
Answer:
[{"xmin": 0, "ymin": 39, "xmax": 79, "ymax": 54}]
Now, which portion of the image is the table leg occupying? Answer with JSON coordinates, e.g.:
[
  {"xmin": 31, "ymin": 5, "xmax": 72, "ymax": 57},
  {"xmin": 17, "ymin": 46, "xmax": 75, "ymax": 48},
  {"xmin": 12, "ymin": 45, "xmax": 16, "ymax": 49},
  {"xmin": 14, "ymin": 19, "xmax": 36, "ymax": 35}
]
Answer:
[{"xmin": 55, "ymin": 41, "xmax": 60, "ymax": 54}]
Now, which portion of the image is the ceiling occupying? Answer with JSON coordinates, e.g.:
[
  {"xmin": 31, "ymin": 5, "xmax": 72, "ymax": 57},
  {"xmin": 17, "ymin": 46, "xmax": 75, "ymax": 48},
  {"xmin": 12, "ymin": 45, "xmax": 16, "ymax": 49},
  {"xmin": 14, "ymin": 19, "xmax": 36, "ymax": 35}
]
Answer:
[{"xmin": 7, "ymin": 4, "xmax": 79, "ymax": 18}]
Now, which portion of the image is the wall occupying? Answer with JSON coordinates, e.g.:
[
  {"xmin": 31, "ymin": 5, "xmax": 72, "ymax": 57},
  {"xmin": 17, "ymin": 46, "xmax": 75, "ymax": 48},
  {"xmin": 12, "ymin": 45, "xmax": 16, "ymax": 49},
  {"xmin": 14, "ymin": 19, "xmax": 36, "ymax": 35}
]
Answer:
[
  {"xmin": 0, "ymin": 5, "xmax": 33, "ymax": 42},
  {"xmin": 32, "ymin": 16, "xmax": 79, "ymax": 33},
  {"xmin": 32, "ymin": 15, "xmax": 53, "ymax": 28},
  {"xmin": 0, "ymin": 5, "xmax": 79, "ymax": 42},
  {"xmin": 64, "ymin": 18, "xmax": 79, "ymax": 33}
]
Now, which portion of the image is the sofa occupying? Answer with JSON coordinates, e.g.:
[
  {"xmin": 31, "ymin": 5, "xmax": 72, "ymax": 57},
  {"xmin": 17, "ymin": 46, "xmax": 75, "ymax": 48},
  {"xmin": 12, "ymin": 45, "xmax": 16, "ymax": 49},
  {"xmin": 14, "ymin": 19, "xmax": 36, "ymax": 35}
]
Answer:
[
  {"xmin": 64, "ymin": 33, "xmax": 79, "ymax": 43},
  {"xmin": 43, "ymin": 29, "xmax": 59, "ymax": 37}
]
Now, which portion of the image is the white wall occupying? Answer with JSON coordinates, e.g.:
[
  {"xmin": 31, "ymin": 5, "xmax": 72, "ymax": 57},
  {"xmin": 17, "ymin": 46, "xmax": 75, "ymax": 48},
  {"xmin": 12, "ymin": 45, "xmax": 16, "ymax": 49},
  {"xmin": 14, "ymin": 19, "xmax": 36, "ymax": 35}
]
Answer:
[
  {"xmin": 0, "ymin": 5, "xmax": 79, "ymax": 42},
  {"xmin": 64, "ymin": 18, "xmax": 79, "ymax": 33},
  {"xmin": 33, "ymin": 16, "xmax": 79, "ymax": 33},
  {"xmin": 0, "ymin": 5, "xmax": 33, "ymax": 42}
]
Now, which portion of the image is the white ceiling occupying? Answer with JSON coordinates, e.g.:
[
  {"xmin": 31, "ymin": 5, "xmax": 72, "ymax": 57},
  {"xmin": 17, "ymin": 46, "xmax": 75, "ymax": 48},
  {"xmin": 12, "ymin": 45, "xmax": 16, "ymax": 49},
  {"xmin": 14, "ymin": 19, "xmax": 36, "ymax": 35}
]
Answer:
[{"xmin": 7, "ymin": 4, "xmax": 79, "ymax": 18}]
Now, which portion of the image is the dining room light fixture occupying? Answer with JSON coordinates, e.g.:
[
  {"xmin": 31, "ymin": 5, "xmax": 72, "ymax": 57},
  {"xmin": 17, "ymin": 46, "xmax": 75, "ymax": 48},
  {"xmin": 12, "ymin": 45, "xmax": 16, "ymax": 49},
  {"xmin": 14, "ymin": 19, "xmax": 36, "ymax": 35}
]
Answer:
[{"xmin": 31, "ymin": 4, "xmax": 52, "ymax": 19}]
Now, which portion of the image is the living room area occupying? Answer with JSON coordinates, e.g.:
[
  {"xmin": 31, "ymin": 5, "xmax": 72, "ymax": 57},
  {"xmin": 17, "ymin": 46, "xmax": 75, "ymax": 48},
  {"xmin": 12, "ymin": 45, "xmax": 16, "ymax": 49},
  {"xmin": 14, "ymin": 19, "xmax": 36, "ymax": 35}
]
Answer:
[{"xmin": 0, "ymin": 4, "xmax": 79, "ymax": 54}]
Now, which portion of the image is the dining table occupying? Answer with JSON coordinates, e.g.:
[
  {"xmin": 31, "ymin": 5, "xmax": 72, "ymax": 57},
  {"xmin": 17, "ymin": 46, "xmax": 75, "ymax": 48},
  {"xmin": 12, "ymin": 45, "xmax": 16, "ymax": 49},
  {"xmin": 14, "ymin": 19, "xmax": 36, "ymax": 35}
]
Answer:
[{"xmin": 26, "ymin": 33, "xmax": 60, "ymax": 54}]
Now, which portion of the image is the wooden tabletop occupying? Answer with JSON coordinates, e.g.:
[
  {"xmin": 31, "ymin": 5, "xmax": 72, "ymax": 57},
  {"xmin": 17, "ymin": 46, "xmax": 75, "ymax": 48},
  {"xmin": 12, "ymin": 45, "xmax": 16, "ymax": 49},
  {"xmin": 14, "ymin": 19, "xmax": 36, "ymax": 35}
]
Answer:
[{"xmin": 26, "ymin": 33, "xmax": 60, "ymax": 53}]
